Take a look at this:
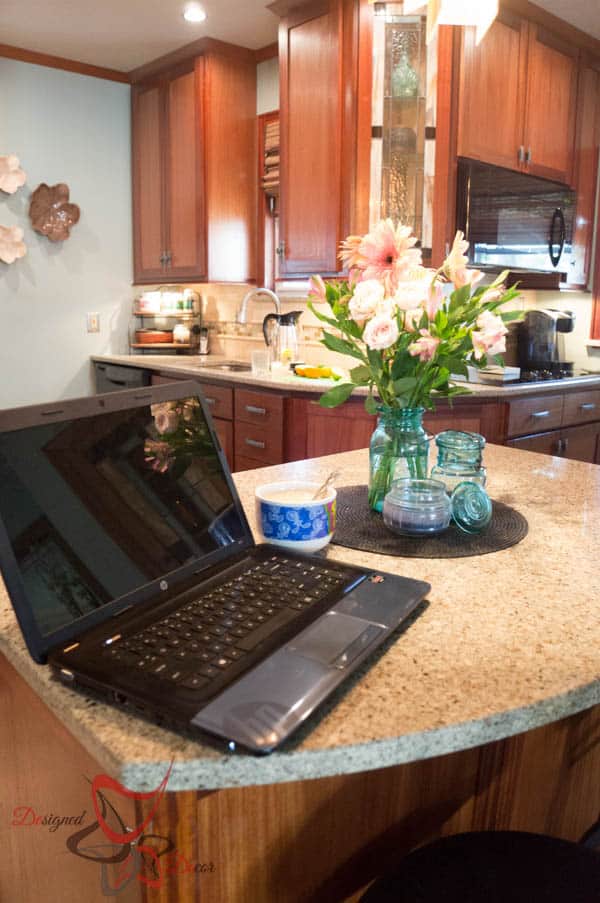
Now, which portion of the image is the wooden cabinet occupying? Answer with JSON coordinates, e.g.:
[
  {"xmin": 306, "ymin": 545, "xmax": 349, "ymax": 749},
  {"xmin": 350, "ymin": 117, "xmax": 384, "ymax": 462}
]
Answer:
[
  {"xmin": 571, "ymin": 61, "xmax": 600, "ymax": 287},
  {"xmin": 276, "ymin": 0, "xmax": 370, "ymax": 276},
  {"xmin": 458, "ymin": 12, "xmax": 528, "ymax": 172},
  {"xmin": 132, "ymin": 48, "xmax": 256, "ymax": 285},
  {"xmin": 523, "ymin": 25, "xmax": 579, "ymax": 183},
  {"xmin": 457, "ymin": 16, "xmax": 579, "ymax": 184},
  {"xmin": 508, "ymin": 423, "xmax": 600, "ymax": 463}
]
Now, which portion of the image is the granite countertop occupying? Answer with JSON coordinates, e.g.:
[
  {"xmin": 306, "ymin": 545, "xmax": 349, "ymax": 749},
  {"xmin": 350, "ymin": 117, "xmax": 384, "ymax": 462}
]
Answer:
[
  {"xmin": 92, "ymin": 354, "xmax": 600, "ymax": 399},
  {"xmin": 1, "ymin": 445, "xmax": 599, "ymax": 792}
]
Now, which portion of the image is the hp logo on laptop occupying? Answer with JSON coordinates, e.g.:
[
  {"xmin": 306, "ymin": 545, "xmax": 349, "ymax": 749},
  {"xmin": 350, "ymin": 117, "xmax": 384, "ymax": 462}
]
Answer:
[{"xmin": 160, "ymin": 580, "xmax": 169, "ymax": 591}]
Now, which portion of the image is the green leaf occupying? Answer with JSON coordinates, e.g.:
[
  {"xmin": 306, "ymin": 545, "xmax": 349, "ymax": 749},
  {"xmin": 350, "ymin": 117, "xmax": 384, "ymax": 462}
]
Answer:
[
  {"xmin": 364, "ymin": 395, "xmax": 378, "ymax": 415},
  {"xmin": 392, "ymin": 376, "xmax": 417, "ymax": 395},
  {"xmin": 318, "ymin": 382, "xmax": 355, "ymax": 408},
  {"xmin": 321, "ymin": 331, "xmax": 364, "ymax": 360},
  {"xmin": 350, "ymin": 364, "xmax": 371, "ymax": 385},
  {"xmin": 367, "ymin": 347, "xmax": 383, "ymax": 374},
  {"xmin": 307, "ymin": 301, "xmax": 339, "ymax": 329},
  {"xmin": 500, "ymin": 309, "xmax": 524, "ymax": 323}
]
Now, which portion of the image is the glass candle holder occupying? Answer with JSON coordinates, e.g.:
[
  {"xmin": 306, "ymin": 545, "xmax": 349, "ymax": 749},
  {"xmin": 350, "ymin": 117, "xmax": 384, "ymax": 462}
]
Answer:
[
  {"xmin": 431, "ymin": 430, "xmax": 487, "ymax": 493},
  {"xmin": 383, "ymin": 478, "xmax": 451, "ymax": 536}
]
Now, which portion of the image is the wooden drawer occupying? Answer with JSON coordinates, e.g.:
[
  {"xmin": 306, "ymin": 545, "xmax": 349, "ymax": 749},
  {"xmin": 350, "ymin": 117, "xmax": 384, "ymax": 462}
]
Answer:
[
  {"xmin": 213, "ymin": 417, "xmax": 233, "ymax": 468},
  {"xmin": 233, "ymin": 454, "xmax": 265, "ymax": 473},
  {"xmin": 234, "ymin": 421, "xmax": 283, "ymax": 465},
  {"xmin": 197, "ymin": 383, "xmax": 233, "ymax": 420},
  {"xmin": 235, "ymin": 388, "xmax": 284, "ymax": 427},
  {"xmin": 506, "ymin": 430, "xmax": 562, "ymax": 456},
  {"xmin": 507, "ymin": 394, "xmax": 563, "ymax": 437},
  {"xmin": 562, "ymin": 389, "xmax": 600, "ymax": 426}
]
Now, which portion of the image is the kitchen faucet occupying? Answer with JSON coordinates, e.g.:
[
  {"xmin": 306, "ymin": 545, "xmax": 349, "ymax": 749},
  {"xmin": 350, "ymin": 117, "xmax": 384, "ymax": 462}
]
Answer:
[{"xmin": 236, "ymin": 288, "xmax": 280, "ymax": 324}]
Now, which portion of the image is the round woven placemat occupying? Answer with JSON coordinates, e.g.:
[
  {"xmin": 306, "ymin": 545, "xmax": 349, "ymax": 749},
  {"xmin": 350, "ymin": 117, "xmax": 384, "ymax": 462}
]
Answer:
[{"xmin": 332, "ymin": 485, "xmax": 528, "ymax": 559}]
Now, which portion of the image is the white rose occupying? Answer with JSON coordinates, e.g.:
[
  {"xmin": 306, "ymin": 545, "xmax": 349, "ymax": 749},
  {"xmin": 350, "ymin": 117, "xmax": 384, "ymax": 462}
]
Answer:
[
  {"xmin": 363, "ymin": 314, "xmax": 399, "ymax": 351},
  {"xmin": 393, "ymin": 278, "xmax": 430, "ymax": 311},
  {"xmin": 348, "ymin": 279, "xmax": 385, "ymax": 323}
]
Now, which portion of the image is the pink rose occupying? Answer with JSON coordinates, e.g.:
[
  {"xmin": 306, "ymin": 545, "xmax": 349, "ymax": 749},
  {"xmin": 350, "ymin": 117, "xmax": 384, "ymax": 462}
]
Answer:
[
  {"xmin": 408, "ymin": 329, "xmax": 440, "ymax": 362},
  {"xmin": 363, "ymin": 314, "xmax": 399, "ymax": 351},
  {"xmin": 471, "ymin": 310, "xmax": 508, "ymax": 360},
  {"xmin": 404, "ymin": 308, "xmax": 424, "ymax": 332},
  {"xmin": 308, "ymin": 274, "xmax": 327, "ymax": 304},
  {"xmin": 393, "ymin": 279, "xmax": 430, "ymax": 311}
]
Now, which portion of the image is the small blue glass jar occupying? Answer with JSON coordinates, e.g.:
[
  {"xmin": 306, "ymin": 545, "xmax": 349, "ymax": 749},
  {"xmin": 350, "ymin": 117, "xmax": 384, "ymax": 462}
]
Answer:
[
  {"xmin": 430, "ymin": 430, "xmax": 487, "ymax": 493},
  {"xmin": 383, "ymin": 479, "xmax": 452, "ymax": 536}
]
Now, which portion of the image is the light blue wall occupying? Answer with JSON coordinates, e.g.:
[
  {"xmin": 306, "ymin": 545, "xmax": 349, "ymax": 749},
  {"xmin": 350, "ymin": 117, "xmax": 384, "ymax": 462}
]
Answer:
[{"xmin": 0, "ymin": 59, "xmax": 132, "ymax": 407}]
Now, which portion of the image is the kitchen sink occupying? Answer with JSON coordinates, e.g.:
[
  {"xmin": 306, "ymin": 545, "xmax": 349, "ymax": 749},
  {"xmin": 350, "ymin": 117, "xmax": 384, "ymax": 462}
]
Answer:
[{"xmin": 197, "ymin": 360, "xmax": 252, "ymax": 372}]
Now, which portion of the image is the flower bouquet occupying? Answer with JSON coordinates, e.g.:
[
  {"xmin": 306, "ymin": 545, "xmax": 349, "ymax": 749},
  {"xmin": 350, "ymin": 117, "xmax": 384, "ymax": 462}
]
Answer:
[{"xmin": 307, "ymin": 221, "xmax": 521, "ymax": 511}]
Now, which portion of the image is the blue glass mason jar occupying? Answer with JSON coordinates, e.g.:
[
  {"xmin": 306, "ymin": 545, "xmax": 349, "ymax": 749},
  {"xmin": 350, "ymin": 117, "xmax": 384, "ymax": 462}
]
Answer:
[
  {"xmin": 430, "ymin": 430, "xmax": 487, "ymax": 493},
  {"xmin": 369, "ymin": 406, "xmax": 430, "ymax": 512}
]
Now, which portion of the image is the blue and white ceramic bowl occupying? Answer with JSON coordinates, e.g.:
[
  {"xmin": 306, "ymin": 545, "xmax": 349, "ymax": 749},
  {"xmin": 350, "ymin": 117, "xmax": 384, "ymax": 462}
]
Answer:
[{"xmin": 255, "ymin": 481, "xmax": 337, "ymax": 553}]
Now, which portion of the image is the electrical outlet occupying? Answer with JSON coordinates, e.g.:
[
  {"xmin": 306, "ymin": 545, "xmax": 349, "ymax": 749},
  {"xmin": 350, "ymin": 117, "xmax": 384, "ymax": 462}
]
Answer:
[{"xmin": 87, "ymin": 312, "xmax": 100, "ymax": 333}]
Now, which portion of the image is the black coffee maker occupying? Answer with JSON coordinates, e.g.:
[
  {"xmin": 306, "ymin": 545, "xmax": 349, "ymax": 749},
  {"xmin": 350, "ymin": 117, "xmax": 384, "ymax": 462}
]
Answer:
[{"xmin": 518, "ymin": 309, "xmax": 575, "ymax": 377}]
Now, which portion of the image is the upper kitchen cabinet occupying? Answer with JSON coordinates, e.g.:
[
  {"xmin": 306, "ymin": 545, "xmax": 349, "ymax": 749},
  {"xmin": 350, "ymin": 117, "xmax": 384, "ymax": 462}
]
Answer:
[
  {"xmin": 132, "ymin": 46, "xmax": 256, "ymax": 285},
  {"xmin": 523, "ymin": 24, "xmax": 579, "ymax": 184},
  {"xmin": 273, "ymin": 0, "xmax": 371, "ymax": 277},
  {"xmin": 457, "ymin": 12, "xmax": 528, "ymax": 173},
  {"xmin": 457, "ymin": 15, "xmax": 579, "ymax": 185}
]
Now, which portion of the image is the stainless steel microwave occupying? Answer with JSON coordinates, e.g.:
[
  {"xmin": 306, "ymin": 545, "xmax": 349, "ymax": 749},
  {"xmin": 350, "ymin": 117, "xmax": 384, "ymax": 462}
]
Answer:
[{"xmin": 456, "ymin": 158, "xmax": 577, "ymax": 286}]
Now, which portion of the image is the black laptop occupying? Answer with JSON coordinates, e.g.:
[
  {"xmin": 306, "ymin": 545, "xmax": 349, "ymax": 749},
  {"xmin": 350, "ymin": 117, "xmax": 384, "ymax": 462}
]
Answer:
[{"xmin": 0, "ymin": 381, "xmax": 429, "ymax": 753}]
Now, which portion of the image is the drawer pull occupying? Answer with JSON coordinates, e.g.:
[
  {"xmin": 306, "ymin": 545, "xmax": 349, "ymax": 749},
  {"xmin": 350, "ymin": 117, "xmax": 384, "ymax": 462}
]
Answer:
[
  {"xmin": 204, "ymin": 397, "xmax": 216, "ymax": 406},
  {"xmin": 245, "ymin": 438, "xmax": 266, "ymax": 449},
  {"xmin": 531, "ymin": 410, "xmax": 551, "ymax": 419},
  {"xmin": 580, "ymin": 403, "xmax": 596, "ymax": 411},
  {"xmin": 245, "ymin": 404, "xmax": 267, "ymax": 415}
]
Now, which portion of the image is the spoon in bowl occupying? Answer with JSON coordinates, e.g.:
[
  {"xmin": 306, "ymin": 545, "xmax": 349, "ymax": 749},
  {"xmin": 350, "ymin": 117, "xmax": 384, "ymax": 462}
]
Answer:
[{"xmin": 312, "ymin": 470, "xmax": 341, "ymax": 500}]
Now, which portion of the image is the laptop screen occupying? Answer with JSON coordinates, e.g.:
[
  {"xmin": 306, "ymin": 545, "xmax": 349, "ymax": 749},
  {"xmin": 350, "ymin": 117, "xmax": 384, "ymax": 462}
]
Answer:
[{"xmin": 0, "ymin": 395, "xmax": 249, "ymax": 638}]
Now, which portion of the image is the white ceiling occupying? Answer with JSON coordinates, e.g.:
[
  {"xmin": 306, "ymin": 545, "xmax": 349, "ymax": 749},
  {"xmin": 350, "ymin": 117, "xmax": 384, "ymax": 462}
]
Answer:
[
  {"xmin": 0, "ymin": 1, "xmax": 279, "ymax": 72},
  {"xmin": 0, "ymin": 1, "xmax": 597, "ymax": 74},
  {"xmin": 533, "ymin": 0, "xmax": 600, "ymax": 41}
]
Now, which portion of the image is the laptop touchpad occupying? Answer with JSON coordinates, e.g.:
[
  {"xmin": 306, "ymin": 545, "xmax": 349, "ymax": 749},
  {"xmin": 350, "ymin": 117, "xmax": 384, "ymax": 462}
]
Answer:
[{"xmin": 287, "ymin": 611, "xmax": 383, "ymax": 670}]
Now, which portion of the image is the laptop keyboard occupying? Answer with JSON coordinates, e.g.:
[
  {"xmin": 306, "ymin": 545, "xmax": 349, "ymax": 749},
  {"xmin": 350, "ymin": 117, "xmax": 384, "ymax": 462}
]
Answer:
[{"xmin": 104, "ymin": 556, "xmax": 352, "ymax": 693}]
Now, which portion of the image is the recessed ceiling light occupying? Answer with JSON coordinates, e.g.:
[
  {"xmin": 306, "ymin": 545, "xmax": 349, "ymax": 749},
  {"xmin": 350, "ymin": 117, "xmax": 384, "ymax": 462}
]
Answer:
[{"xmin": 183, "ymin": 3, "xmax": 207, "ymax": 23}]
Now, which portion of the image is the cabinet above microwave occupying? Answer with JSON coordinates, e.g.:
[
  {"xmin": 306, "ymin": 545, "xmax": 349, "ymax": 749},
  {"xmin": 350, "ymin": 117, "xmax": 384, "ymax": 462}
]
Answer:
[{"xmin": 456, "ymin": 158, "xmax": 577, "ymax": 289}]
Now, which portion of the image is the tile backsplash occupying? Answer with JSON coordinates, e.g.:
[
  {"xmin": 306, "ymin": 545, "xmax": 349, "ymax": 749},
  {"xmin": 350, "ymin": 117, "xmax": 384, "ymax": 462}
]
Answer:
[{"xmin": 133, "ymin": 282, "xmax": 600, "ymax": 373}]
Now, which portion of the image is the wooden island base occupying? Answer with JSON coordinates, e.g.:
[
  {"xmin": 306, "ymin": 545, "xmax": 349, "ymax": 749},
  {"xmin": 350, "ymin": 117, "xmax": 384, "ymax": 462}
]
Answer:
[{"xmin": 1, "ymin": 655, "xmax": 599, "ymax": 903}]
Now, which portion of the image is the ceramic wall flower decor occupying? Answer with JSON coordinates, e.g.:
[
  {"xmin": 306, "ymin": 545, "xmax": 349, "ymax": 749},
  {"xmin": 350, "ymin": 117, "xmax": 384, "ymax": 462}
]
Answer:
[
  {"xmin": 0, "ymin": 225, "xmax": 27, "ymax": 264},
  {"xmin": 0, "ymin": 155, "xmax": 27, "ymax": 194},
  {"xmin": 29, "ymin": 182, "xmax": 80, "ymax": 241}
]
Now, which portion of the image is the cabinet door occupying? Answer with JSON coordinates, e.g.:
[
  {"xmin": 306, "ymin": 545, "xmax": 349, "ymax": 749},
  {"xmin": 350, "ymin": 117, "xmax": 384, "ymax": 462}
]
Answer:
[
  {"xmin": 457, "ymin": 13, "xmax": 528, "ymax": 172},
  {"xmin": 213, "ymin": 417, "xmax": 233, "ymax": 468},
  {"xmin": 523, "ymin": 25, "xmax": 579, "ymax": 184},
  {"xmin": 279, "ymin": 0, "xmax": 344, "ymax": 275},
  {"xmin": 306, "ymin": 400, "xmax": 376, "ymax": 457},
  {"xmin": 569, "ymin": 64, "xmax": 600, "ymax": 288},
  {"xmin": 132, "ymin": 83, "xmax": 166, "ymax": 283},
  {"xmin": 164, "ymin": 63, "xmax": 206, "ymax": 280},
  {"xmin": 506, "ymin": 430, "xmax": 562, "ymax": 456},
  {"xmin": 561, "ymin": 423, "xmax": 600, "ymax": 464}
]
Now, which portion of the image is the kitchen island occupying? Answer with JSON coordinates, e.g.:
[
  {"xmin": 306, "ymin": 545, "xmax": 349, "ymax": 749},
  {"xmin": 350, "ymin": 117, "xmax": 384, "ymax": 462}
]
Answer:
[{"xmin": 1, "ymin": 444, "xmax": 599, "ymax": 902}]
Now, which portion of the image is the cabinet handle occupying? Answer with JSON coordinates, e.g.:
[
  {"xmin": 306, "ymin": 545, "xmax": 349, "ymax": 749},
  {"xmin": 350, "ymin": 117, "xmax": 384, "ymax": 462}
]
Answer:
[
  {"xmin": 245, "ymin": 438, "xmax": 266, "ymax": 449},
  {"xmin": 580, "ymin": 403, "xmax": 596, "ymax": 411},
  {"xmin": 276, "ymin": 240, "xmax": 286, "ymax": 258},
  {"xmin": 159, "ymin": 251, "xmax": 168, "ymax": 266},
  {"xmin": 165, "ymin": 250, "xmax": 172, "ymax": 266},
  {"xmin": 245, "ymin": 404, "xmax": 267, "ymax": 415},
  {"xmin": 204, "ymin": 397, "xmax": 216, "ymax": 406},
  {"xmin": 518, "ymin": 145, "xmax": 525, "ymax": 163},
  {"xmin": 555, "ymin": 438, "xmax": 564, "ymax": 454},
  {"xmin": 531, "ymin": 410, "xmax": 551, "ymax": 418},
  {"xmin": 562, "ymin": 437, "xmax": 569, "ymax": 453},
  {"xmin": 525, "ymin": 148, "xmax": 532, "ymax": 165}
]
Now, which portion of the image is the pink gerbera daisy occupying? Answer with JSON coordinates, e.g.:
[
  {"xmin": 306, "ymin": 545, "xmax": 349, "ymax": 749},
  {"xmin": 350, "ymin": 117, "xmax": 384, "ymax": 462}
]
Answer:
[{"xmin": 339, "ymin": 219, "xmax": 422, "ymax": 294}]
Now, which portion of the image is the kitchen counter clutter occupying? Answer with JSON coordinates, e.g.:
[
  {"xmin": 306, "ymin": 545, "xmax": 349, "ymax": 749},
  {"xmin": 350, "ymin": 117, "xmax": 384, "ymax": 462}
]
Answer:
[
  {"xmin": 91, "ymin": 353, "xmax": 600, "ymax": 399},
  {"xmin": 1, "ymin": 444, "xmax": 599, "ymax": 792}
]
